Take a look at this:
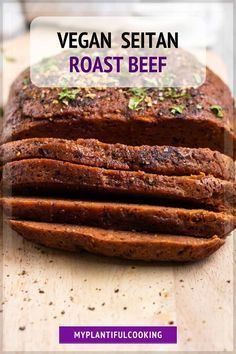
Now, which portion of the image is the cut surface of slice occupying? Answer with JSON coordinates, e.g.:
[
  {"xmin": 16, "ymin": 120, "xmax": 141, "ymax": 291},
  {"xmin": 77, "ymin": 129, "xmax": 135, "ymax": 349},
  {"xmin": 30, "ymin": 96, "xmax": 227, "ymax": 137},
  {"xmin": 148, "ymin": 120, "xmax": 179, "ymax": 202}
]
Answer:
[
  {"xmin": 8, "ymin": 220, "xmax": 225, "ymax": 262},
  {"xmin": 2, "ymin": 159, "xmax": 236, "ymax": 210},
  {"xmin": 0, "ymin": 138, "xmax": 234, "ymax": 180},
  {"xmin": 2, "ymin": 196, "xmax": 235, "ymax": 238}
]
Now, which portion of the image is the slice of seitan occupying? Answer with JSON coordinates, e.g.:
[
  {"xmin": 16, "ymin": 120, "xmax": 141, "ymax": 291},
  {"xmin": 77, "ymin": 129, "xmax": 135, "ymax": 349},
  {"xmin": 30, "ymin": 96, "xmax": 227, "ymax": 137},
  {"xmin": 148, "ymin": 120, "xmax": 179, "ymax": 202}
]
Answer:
[
  {"xmin": 8, "ymin": 220, "xmax": 225, "ymax": 262},
  {"xmin": 2, "ymin": 196, "xmax": 235, "ymax": 238},
  {"xmin": 2, "ymin": 68, "xmax": 236, "ymax": 159},
  {"xmin": 2, "ymin": 159, "xmax": 236, "ymax": 210},
  {"xmin": 0, "ymin": 138, "xmax": 234, "ymax": 180}
]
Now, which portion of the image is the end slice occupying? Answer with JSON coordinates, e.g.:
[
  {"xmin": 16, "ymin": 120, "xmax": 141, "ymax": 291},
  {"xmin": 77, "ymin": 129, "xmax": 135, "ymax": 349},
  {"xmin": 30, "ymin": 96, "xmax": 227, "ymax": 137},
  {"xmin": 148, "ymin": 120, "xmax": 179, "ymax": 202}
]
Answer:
[{"xmin": 8, "ymin": 220, "xmax": 224, "ymax": 262}]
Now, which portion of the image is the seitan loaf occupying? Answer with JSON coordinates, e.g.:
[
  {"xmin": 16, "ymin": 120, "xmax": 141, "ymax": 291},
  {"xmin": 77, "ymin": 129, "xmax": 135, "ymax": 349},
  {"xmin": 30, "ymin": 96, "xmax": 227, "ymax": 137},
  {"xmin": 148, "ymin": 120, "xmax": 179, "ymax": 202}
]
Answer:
[
  {"xmin": 2, "ymin": 159, "xmax": 236, "ymax": 210},
  {"xmin": 8, "ymin": 220, "xmax": 225, "ymax": 262},
  {"xmin": 2, "ymin": 196, "xmax": 235, "ymax": 237},
  {"xmin": 2, "ymin": 68, "xmax": 236, "ymax": 158},
  {"xmin": 0, "ymin": 138, "xmax": 234, "ymax": 180}
]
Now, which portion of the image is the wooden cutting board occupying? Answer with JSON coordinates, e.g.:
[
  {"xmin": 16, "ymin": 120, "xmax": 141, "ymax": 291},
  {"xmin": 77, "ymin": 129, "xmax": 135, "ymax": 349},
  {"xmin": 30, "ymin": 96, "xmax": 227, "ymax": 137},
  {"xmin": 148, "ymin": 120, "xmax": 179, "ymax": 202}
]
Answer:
[{"xmin": 0, "ymin": 32, "xmax": 234, "ymax": 352}]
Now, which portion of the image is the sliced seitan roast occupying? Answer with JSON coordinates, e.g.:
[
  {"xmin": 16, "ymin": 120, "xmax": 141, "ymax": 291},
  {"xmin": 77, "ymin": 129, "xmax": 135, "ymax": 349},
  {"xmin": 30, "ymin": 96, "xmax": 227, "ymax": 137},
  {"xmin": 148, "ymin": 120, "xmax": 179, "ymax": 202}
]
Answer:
[
  {"xmin": 2, "ymin": 68, "xmax": 236, "ymax": 158},
  {"xmin": 0, "ymin": 138, "xmax": 234, "ymax": 180},
  {"xmin": 2, "ymin": 59, "xmax": 235, "ymax": 262},
  {"xmin": 2, "ymin": 196, "xmax": 235, "ymax": 237},
  {"xmin": 8, "ymin": 220, "xmax": 225, "ymax": 262},
  {"xmin": 2, "ymin": 159, "xmax": 236, "ymax": 211}
]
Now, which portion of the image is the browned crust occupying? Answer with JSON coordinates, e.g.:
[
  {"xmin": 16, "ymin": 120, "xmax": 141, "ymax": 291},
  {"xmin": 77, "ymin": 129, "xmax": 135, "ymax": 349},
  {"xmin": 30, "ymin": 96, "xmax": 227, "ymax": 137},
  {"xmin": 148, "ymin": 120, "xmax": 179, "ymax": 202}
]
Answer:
[
  {"xmin": 2, "ymin": 196, "xmax": 235, "ymax": 238},
  {"xmin": 8, "ymin": 219, "xmax": 225, "ymax": 262},
  {"xmin": 2, "ymin": 159, "xmax": 236, "ymax": 211},
  {"xmin": 2, "ymin": 68, "xmax": 236, "ymax": 158},
  {"xmin": 0, "ymin": 138, "xmax": 234, "ymax": 180}
]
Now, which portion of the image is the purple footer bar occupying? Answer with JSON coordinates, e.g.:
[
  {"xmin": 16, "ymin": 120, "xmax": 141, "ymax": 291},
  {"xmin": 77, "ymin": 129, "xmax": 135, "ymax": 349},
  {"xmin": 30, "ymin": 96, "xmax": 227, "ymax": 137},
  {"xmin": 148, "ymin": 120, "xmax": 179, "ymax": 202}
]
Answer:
[{"xmin": 59, "ymin": 326, "xmax": 177, "ymax": 344}]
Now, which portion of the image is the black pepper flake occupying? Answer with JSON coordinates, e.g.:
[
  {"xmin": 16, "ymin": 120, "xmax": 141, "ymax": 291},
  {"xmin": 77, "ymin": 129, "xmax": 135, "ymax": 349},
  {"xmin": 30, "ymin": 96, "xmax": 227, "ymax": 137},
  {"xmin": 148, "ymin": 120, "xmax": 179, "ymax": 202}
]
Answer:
[
  {"xmin": 168, "ymin": 321, "xmax": 174, "ymax": 325},
  {"xmin": 226, "ymin": 280, "xmax": 231, "ymax": 283},
  {"xmin": 19, "ymin": 326, "xmax": 26, "ymax": 331},
  {"xmin": 123, "ymin": 307, "xmax": 127, "ymax": 310},
  {"xmin": 88, "ymin": 307, "xmax": 95, "ymax": 311},
  {"xmin": 114, "ymin": 289, "xmax": 119, "ymax": 293},
  {"xmin": 61, "ymin": 310, "xmax": 65, "ymax": 315},
  {"xmin": 101, "ymin": 302, "xmax": 105, "ymax": 306},
  {"xmin": 38, "ymin": 289, "xmax": 45, "ymax": 294}
]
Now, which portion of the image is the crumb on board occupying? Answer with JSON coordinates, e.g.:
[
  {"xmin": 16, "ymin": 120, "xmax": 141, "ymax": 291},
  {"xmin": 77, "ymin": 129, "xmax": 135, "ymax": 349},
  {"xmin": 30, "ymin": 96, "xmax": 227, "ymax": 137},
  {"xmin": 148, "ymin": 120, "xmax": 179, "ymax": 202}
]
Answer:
[
  {"xmin": 19, "ymin": 326, "xmax": 26, "ymax": 331},
  {"xmin": 88, "ymin": 306, "xmax": 95, "ymax": 311}
]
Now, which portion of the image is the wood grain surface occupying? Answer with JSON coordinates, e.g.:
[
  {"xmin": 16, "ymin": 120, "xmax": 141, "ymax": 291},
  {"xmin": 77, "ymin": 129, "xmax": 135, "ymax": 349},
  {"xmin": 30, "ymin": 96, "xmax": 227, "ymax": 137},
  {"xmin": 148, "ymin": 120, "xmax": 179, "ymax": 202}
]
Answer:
[{"xmin": 0, "ymin": 32, "xmax": 234, "ymax": 353}]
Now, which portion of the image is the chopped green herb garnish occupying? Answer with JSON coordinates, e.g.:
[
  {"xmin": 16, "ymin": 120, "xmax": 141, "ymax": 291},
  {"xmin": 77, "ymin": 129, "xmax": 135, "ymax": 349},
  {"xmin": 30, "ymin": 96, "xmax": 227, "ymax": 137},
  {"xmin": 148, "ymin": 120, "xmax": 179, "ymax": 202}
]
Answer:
[
  {"xmin": 170, "ymin": 105, "xmax": 185, "ymax": 115},
  {"xmin": 128, "ymin": 96, "xmax": 144, "ymax": 110},
  {"xmin": 128, "ymin": 88, "xmax": 146, "ymax": 110},
  {"xmin": 163, "ymin": 87, "xmax": 174, "ymax": 97},
  {"xmin": 210, "ymin": 105, "xmax": 224, "ymax": 118},
  {"xmin": 159, "ymin": 96, "xmax": 165, "ymax": 102},
  {"xmin": 173, "ymin": 91, "xmax": 191, "ymax": 99},
  {"xmin": 58, "ymin": 88, "xmax": 80, "ymax": 102},
  {"xmin": 163, "ymin": 88, "xmax": 191, "ymax": 99},
  {"xmin": 128, "ymin": 88, "xmax": 147, "ymax": 97},
  {"xmin": 23, "ymin": 78, "xmax": 30, "ymax": 85}
]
